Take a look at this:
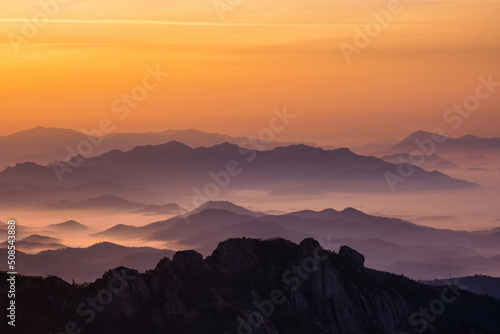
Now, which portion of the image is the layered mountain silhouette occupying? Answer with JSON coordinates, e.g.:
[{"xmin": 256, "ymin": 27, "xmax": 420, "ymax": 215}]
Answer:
[
  {"xmin": 380, "ymin": 130, "xmax": 500, "ymax": 157},
  {"xmin": 34, "ymin": 194, "xmax": 183, "ymax": 216},
  {"xmin": 0, "ymin": 242, "xmax": 174, "ymax": 283},
  {"xmin": 0, "ymin": 141, "xmax": 477, "ymax": 210},
  {"xmin": 387, "ymin": 255, "xmax": 500, "ymax": 281},
  {"xmin": 0, "ymin": 175, "xmax": 163, "ymax": 208},
  {"xmin": 423, "ymin": 275, "xmax": 500, "ymax": 299},
  {"xmin": 38, "ymin": 194, "xmax": 145, "ymax": 211},
  {"xmin": 46, "ymin": 220, "xmax": 90, "ymax": 232},
  {"xmin": 381, "ymin": 153, "xmax": 460, "ymax": 171},
  {"xmin": 3, "ymin": 201, "xmax": 498, "ymax": 281},
  {"xmin": 0, "ymin": 127, "xmax": 90, "ymax": 170},
  {"xmin": 91, "ymin": 201, "xmax": 500, "ymax": 280},
  {"xmin": 133, "ymin": 202, "xmax": 183, "ymax": 215},
  {"xmin": 1, "ymin": 238, "xmax": 499, "ymax": 334},
  {"xmin": 183, "ymin": 200, "xmax": 264, "ymax": 217},
  {"xmin": 0, "ymin": 234, "xmax": 65, "ymax": 252},
  {"xmin": 0, "ymin": 127, "xmax": 318, "ymax": 170}
]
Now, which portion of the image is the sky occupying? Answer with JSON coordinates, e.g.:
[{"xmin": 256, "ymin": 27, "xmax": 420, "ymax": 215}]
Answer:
[{"xmin": 1, "ymin": 0, "xmax": 499, "ymax": 143}]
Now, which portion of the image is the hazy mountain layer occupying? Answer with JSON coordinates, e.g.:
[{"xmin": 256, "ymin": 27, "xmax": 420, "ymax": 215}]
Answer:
[{"xmin": 0, "ymin": 142, "xmax": 478, "ymax": 211}]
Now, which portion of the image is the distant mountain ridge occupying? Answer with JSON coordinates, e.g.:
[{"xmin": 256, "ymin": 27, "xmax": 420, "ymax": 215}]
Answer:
[
  {"xmin": 183, "ymin": 200, "xmax": 263, "ymax": 217},
  {"xmin": 38, "ymin": 194, "xmax": 145, "ymax": 211},
  {"xmin": 0, "ymin": 234, "xmax": 66, "ymax": 253},
  {"xmin": 0, "ymin": 141, "xmax": 477, "ymax": 207},
  {"xmin": 381, "ymin": 153, "xmax": 460, "ymax": 171},
  {"xmin": 0, "ymin": 127, "xmax": 320, "ymax": 170},
  {"xmin": 380, "ymin": 130, "xmax": 500, "ymax": 156},
  {"xmin": 90, "ymin": 201, "xmax": 500, "ymax": 280},
  {"xmin": 423, "ymin": 275, "xmax": 500, "ymax": 299},
  {"xmin": 46, "ymin": 220, "xmax": 89, "ymax": 231},
  {"xmin": 0, "ymin": 241, "xmax": 174, "ymax": 283}
]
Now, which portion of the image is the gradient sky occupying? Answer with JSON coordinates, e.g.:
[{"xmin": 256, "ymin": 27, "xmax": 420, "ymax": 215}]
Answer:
[{"xmin": 1, "ymin": 0, "xmax": 499, "ymax": 143}]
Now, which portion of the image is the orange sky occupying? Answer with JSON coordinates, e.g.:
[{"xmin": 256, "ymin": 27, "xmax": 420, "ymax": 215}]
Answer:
[{"xmin": 1, "ymin": 0, "xmax": 499, "ymax": 142}]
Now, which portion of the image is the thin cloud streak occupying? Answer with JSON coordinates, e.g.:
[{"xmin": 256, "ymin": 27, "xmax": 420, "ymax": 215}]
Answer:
[{"xmin": 0, "ymin": 18, "xmax": 350, "ymax": 28}]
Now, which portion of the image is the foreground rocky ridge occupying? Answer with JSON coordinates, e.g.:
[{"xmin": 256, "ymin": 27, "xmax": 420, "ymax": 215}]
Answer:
[{"xmin": 1, "ymin": 238, "xmax": 500, "ymax": 334}]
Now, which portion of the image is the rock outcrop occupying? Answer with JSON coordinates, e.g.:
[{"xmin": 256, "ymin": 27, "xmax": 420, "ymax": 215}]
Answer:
[{"xmin": 1, "ymin": 237, "xmax": 499, "ymax": 334}]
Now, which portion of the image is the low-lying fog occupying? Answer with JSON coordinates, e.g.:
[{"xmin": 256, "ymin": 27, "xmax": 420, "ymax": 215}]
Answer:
[{"xmin": 4, "ymin": 169, "xmax": 499, "ymax": 252}]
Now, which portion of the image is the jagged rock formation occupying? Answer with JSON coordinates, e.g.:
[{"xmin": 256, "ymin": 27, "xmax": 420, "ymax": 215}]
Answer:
[{"xmin": 1, "ymin": 238, "xmax": 500, "ymax": 334}]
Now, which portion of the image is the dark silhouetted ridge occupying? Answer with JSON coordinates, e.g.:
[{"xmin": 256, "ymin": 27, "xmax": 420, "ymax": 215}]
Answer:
[{"xmin": 2, "ymin": 237, "xmax": 500, "ymax": 334}]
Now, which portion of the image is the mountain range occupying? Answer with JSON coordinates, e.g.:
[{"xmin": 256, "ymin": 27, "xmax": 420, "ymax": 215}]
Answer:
[
  {"xmin": 381, "ymin": 153, "xmax": 460, "ymax": 171},
  {"xmin": 379, "ymin": 130, "xmax": 500, "ymax": 157},
  {"xmin": 0, "ymin": 127, "xmax": 319, "ymax": 170},
  {"xmin": 36, "ymin": 193, "xmax": 183, "ymax": 214},
  {"xmin": 0, "ymin": 234, "xmax": 66, "ymax": 252},
  {"xmin": 2, "ymin": 127, "xmax": 497, "ymax": 179},
  {"xmin": 0, "ymin": 141, "xmax": 478, "ymax": 210},
  {"xmin": 423, "ymin": 275, "xmax": 500, "ymax": 299},
  {"xmin": 0, "ymin": 242, "xmax": 174, "ymax": 283},
  {"xmin": 46, "ymin": 201, "xmax": 500, "ymax": 280}
]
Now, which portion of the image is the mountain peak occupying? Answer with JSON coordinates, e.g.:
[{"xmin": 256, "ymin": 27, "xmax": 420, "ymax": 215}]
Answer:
[
  {"xmin": 274, "ymin": 143, "xmax": 324, "ymax": 152},
  {"xmin": 88, "ymin": 241, "xmax": 123, "ymax": 249},
  {"xmin": 341, "ymin": 207, "xmax": 365, "ymax": 216},
  {"xmin": 385, "ymin": 130, "xmax": 500, "ymax": 156},
  {"xmin": 189, "ymin": 200, "xmax": 260, "ymax": 217},
  {"xmin": 159, "ymin": 140, "xmax": 193, "ymax": 149},
  {"xmin": 330, "ymin": 147, "xmax": 356, "ymax": 157},
  {"xmin": 403, "ymin": 130, "xmax": 434, "ymax": 141},
  {"xmin": 413, "ymin": 129, "xmax": 430, "ymax": 135},
  {"xmin": 210, "ymin": 142, "xmax": 239, "ymax": 150},
  {"xmin": 14, "ymin": 126, "xmax": 82, "ymax": 137},
  {"xmin": 129, "ymin": 140, "xmax": 192, "ymax": 154},
  {"xmin": 47, "ymin": 220, "xmax": 89, "ymax": 230},
  {"xmin": 1, "ymin": 162, "xmax": 49, "ymax": 177},
  {"xmin": 13, "ymin": 161, "xmax": 45, "ymax": 169}
]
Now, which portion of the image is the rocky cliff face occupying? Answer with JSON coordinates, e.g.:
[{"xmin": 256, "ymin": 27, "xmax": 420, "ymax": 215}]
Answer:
[{"xmin": 1, "ymin": 238, "xmax": 500, "ymax": 334}]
